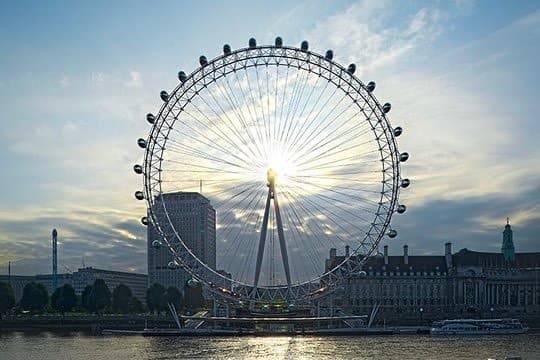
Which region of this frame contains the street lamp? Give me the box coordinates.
[419,307,424,322]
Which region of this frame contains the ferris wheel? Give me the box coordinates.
[133,37,410,304]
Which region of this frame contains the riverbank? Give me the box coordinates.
[2,314,540,333]
[0,315,177,333]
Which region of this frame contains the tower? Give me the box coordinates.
[501,218,515,262]
[52,228,58,290]
[147,192,216,289]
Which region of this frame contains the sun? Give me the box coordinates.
[261,150,299,186]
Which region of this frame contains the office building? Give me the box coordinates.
[147,192,216,289]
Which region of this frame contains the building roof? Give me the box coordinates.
[326,254,447,273]
[453,248,540,268]
[76,267,148,278]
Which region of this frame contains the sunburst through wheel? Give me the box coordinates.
[133,37,410,304]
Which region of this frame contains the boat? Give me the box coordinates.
[430,318,528,335]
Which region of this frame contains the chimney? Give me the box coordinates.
[345,245,350,257]
[445,242,452,268]
[330,248,336,259]
[403,244,409,265]
[384,245,389,265]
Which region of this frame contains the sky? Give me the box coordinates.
[0,0,539,276]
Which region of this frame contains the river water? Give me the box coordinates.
[1,332,539,359]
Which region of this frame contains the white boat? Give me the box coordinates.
[430,318,528,335]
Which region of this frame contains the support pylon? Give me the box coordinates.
[252,169,291,299]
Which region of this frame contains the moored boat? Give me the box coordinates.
[430,318,528,335]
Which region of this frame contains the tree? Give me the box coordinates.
[51,284,77,314]
[129,297,145,313]
[0,282,15,318]
[184,282,205,311]
[112,284,132,314]
[146,283,166,313]
[20,282,48,313]
[81,285,93,311]
[87,279,111,314]
[165,286,183,311]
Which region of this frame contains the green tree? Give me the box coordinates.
[81,285,93,311]
[87,279,111,314]
[184,281,205,311]
[146,283,166,313]
[165,286,183,311]
[20,282,48,313]
[0,282,16,318]
[51,284,77,314]
[129,297,145,313]
[112,284,132,314]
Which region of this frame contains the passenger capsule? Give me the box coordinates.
[177,71,187,83]
[325,50,333,60]
[249,38,257,48]
[223,44,231,55]
[347,63,356,74]
[199,56,208,67]
[366,81,376,93]
[275,37,283,47]
[388,229,398,238]
[137,138,147,148]
[167,261,178,270]
[146,113,155,124]
[393,126,403,137]
[134,191,144,200]
[187,278,200,287]
[133,164,143,174]
[399,152,409,162]
[141,216,149,226]
[401,178,411,188]
[358,270,367,276]
[160,90,169,102]
[382,102,392,113]
[397,205,407,214]
[300,40,309,51]
[151,240,161,249]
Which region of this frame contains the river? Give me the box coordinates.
[1,332,539,359]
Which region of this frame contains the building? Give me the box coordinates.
[325,221,540,319]
[148,192,216,289]
[0,274,73,302]
[1,269,147,304]
[71,267,148,303]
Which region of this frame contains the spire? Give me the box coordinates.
[501,218,515,262]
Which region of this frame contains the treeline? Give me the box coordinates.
[0,279,205,317]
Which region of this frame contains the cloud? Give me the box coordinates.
[0,1,538,281]
[0,206,146,276]
[125,71,143,88]
[389,184,540,255]
[304,1,445,74]
[59,74,70,88]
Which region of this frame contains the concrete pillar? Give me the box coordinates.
[384,245,389,265]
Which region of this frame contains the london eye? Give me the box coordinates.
[134,37,410,304]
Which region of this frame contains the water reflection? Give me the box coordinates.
[1,332,539,360]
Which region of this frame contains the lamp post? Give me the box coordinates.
[490,307,494,319]
[419,307,424,323]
